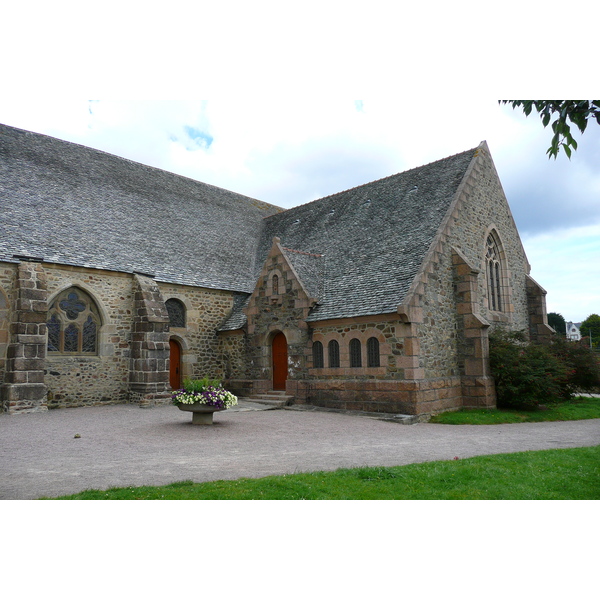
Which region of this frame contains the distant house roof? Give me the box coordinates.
[0,123,282,292]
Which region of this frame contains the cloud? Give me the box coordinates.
[523,223,600,321]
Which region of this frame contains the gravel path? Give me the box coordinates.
[1,403,599,499]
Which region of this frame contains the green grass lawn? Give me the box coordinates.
[50,445,600,500]
[429,395,600,425]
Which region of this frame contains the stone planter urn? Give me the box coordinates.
[177,403,226,425]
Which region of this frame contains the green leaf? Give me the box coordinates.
[542,111,551,127]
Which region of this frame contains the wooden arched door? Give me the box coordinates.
[272,332,288,391]
[169,339,182,390]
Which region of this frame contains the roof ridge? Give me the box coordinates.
[268,145,480,215]
[0,122,284,212]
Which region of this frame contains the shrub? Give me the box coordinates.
[181,377,221,393]
[489,331,568,409]
[549,336,600,394]
[489,331,600,409]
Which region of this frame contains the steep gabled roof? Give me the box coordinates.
[1,123,481,327]
[257,147,478,321]
[0,123,282,291]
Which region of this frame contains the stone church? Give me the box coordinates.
[0,123,553,417]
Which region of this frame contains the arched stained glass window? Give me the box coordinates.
[47,288,101,354]
[82,316,97,353]
[349,338,362,367]
[328,340,340,368]
[47,314,60,352]
[486,233,503,312]
[64,324,79,352]
[272,274,279,296]
[367,337,380,367]
[312,341,324,368]
[166,298,186,328]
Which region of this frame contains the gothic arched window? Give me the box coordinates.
[486,233,504,312]
[367,337,380,367]
[166,298,186,328]
[47,288,100,355]
[349,338,362,367]
[328,340,340,368]
[272,274,279,296]
[312,341,324,368]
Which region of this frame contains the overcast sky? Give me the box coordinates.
[1,98,598,322]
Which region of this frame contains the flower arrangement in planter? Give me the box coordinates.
[173,377,238,425]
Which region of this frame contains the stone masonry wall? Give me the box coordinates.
[448,146,530,335]
[43,266,134,408]
[2,262,48,413]
[396,146,532,389]
[157,282,234,382]
[242,240,314,386]
[11,264,235,409]
[129,274,170,398]
[0,264,15,386]
[219,331,248,380]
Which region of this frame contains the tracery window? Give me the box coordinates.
[47,289,100,354]
[312,341,324,368]
[367,337,380,367]
[349,338,362,367]
[328,340,340,368]
[166,298,186,328]
[486,233,503,312]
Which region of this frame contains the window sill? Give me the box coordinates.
[47,354,101,362]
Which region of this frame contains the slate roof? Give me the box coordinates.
[257,148,476,321]
[1,123,479,328]
[281,247,324,300]
[0,124,282,292]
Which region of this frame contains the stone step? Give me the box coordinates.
[245,392,295,407]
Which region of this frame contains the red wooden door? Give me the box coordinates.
[169,339,182,390]
[272,332,288,391]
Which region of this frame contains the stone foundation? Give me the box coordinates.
[268,377,464,416]
[230,374,493,416]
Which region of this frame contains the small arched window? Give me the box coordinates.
[47,288,100,355]
[367,337,380,367]
[486,233,503,312]
[166,298,186,328]
[328,340,340,368]
[272,274,279,296]
[312,341,324,368]
[349,338,362,367]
